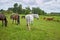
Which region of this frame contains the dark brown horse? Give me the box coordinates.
[0,13,7,26]
[10,13,20,25]
[21,16,25,19]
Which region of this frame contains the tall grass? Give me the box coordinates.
[0,14,60,40]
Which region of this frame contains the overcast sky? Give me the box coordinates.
[0,0,60,13]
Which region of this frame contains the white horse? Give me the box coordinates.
[25,14,39,30]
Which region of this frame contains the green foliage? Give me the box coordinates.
[7,3,46,15]
[25,7,31,14]
[17,4,22,14]
[50,12,60,16]
[6,10,13,14]
[32,7,40,14]
[7,3,23,14]
[14,3,18,8]
[8,8,13,11]
[13,3,18,13]
[0,3,47,15]
[0,9,5,14]
[1,3,60,15]
[32,7,46,15]
[2,3,60,15]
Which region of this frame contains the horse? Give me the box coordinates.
[25,14,39,30]
[43,17,54,21]
[21,16,25,19]
[0,13,7,26]
[46,17,54,21]
[10,13,20,25]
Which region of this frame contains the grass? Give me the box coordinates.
[0,14,60,40]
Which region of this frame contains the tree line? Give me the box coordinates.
[0,3,47,15]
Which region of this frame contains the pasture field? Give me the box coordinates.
[0,14,60,40]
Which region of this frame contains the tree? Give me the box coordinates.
[18,4,22,14]
[13,3,18,13]
[32,7,41,15]
[8,8,13,11]
[0,9,5,14]
[25,7,31,14]
[32,7,46,15]
[22,9,26,14]
[7,3,47,15]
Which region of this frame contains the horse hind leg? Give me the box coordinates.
[2,20,5,26]
[16,20,19,25]
[5,18,7,27]
[15,20,17,25]
[17,19,20,25]
[27,23,31,31]
[31,21,33,25]
[17,16,20,25]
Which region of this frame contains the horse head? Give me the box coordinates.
[33,14,39,20]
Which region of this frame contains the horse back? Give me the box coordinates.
[10,14,20,20]
[0,14,6,20]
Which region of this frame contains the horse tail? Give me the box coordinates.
[5,17,7,26]
[17,15,20,24]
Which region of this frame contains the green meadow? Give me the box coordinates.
[0,14,60,40]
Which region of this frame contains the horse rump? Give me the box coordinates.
[0,14,8,27]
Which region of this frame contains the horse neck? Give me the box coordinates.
[31,14,36,18]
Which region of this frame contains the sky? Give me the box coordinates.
[0,0,60,13]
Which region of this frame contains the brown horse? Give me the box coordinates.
[46,17,54,21]
[43,17,54,21]
[0,13,7,26]
[10,13,20,25]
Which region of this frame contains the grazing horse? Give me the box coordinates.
[46,17,54,21]
[25,14,39,30]
[21,16,25,19]
[10,13,20,25]
[43,17,54,21]
[0,14,7,26]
